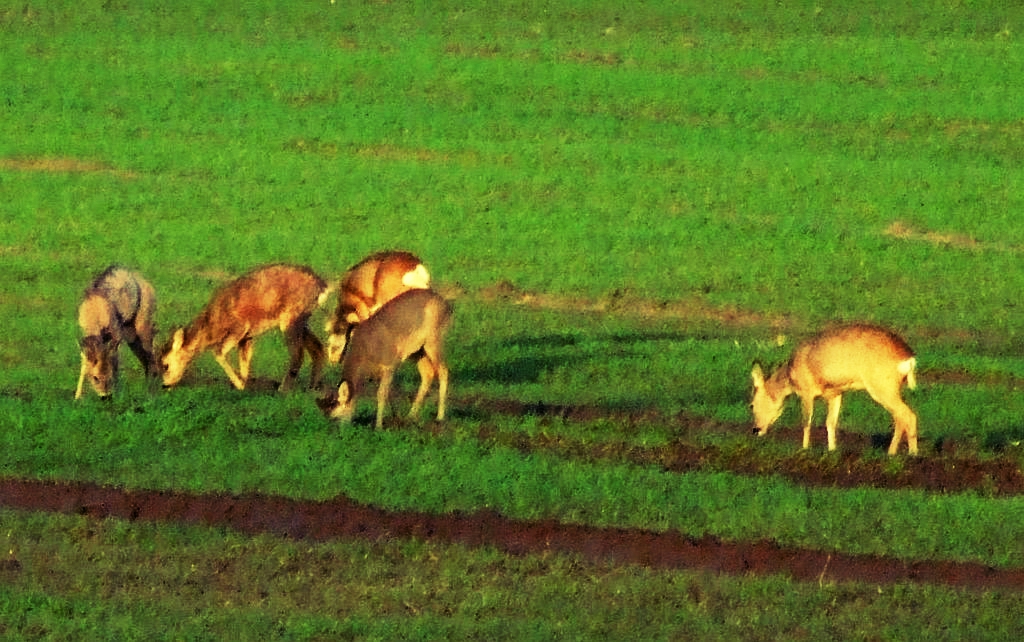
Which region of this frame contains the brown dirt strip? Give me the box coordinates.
[464,398,1024,496]
[0,156,137,179]
[2,477,1023,591]
[489,429,1024,496]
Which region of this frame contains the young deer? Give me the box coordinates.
[750,324,919,455]
[161,264,329,392]
[324,250,431,363]
[327,288,451,428]
[75,266,160,399]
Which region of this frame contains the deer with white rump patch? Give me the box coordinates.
[75,266,160,399]
[161,264,329,391]
[324,250,431,364]
[750,324,919,455]
[327,288,451,428]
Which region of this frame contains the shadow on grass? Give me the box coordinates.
[460,330,694,387]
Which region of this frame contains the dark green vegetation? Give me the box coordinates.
[5,506,1024,641]
[3,0,1024,638]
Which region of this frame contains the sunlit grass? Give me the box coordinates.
[3,0,1024,637]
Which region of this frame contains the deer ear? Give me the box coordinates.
[337,381,351,403]
[751,363,766,388]
[171,328,185,351]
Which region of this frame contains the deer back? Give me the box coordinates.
[193,264,328,346]
[789,324,915,396]
[341,288,451,389]
[326,251,430,362]
[77,266,156,397]
[336,251,429,324]
[161,265,327,385]
[79,267,152,336]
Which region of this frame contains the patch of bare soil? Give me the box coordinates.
[463,397,1024,496]
[467,280,1024,357]
[2,477,1023,590]
[0,156,137,179]
[883,220,1022,254]
[475,280,789,328]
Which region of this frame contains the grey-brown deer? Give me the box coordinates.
[161,264,329,391]
[326,288,451,428]
[75,266,160,399]
[324,250,430,363]
[750,324,919,455]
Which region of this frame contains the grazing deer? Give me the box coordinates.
[75,266,160,399]
[161,264,330,392]
[324,250,431,363]
[750,324,919,455]
[327,288,451,428]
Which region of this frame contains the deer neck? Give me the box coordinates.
[767,362,795,401]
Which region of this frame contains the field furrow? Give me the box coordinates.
[463,396,1024,496]
[4,476,1024,592]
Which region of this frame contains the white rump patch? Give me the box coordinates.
[898,357,917,389]
[402,264,431,290]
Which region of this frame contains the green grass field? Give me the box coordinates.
[3,0,1024,638]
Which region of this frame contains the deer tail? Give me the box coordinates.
[402,264,431,290]
[899,357,917,390]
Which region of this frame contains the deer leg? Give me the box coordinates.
[824,394,843,451]
[867,384,918,456]
[409,356,436,420]
[376,367,395,429]
[75,354,87,400]
[237,338,254,385]
[133,280,160,377]
[302,326,325,389]
[885,400,918,456]
[888,423,904,456]
[213,343,247,390]
[435,362,449,422]
[280,321,310,392]
[800,395,816,449]
[125,330,157,379]
[904,405,919,455]
[126,335,160,392]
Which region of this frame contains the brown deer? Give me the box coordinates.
[750,324,919,455]
[326,288,451,428]
[161,264,330,392]
[324,250,431,363]
[75,266,160,399]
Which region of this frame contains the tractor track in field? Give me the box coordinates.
[2,476,1024,591]
[459,396,1024,497]
[4,396,1024,592]
[6,369,1024,591]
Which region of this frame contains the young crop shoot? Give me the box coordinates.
[161,264,329,392]
[75,266,161,399]
[325,288,451,428]
[750,324,919,455]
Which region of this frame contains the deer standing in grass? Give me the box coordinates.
[324,250,431,364]
[161,264,329,392]
[75,266,160,399]
[327,288,451,428]
[750,324,919,455]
